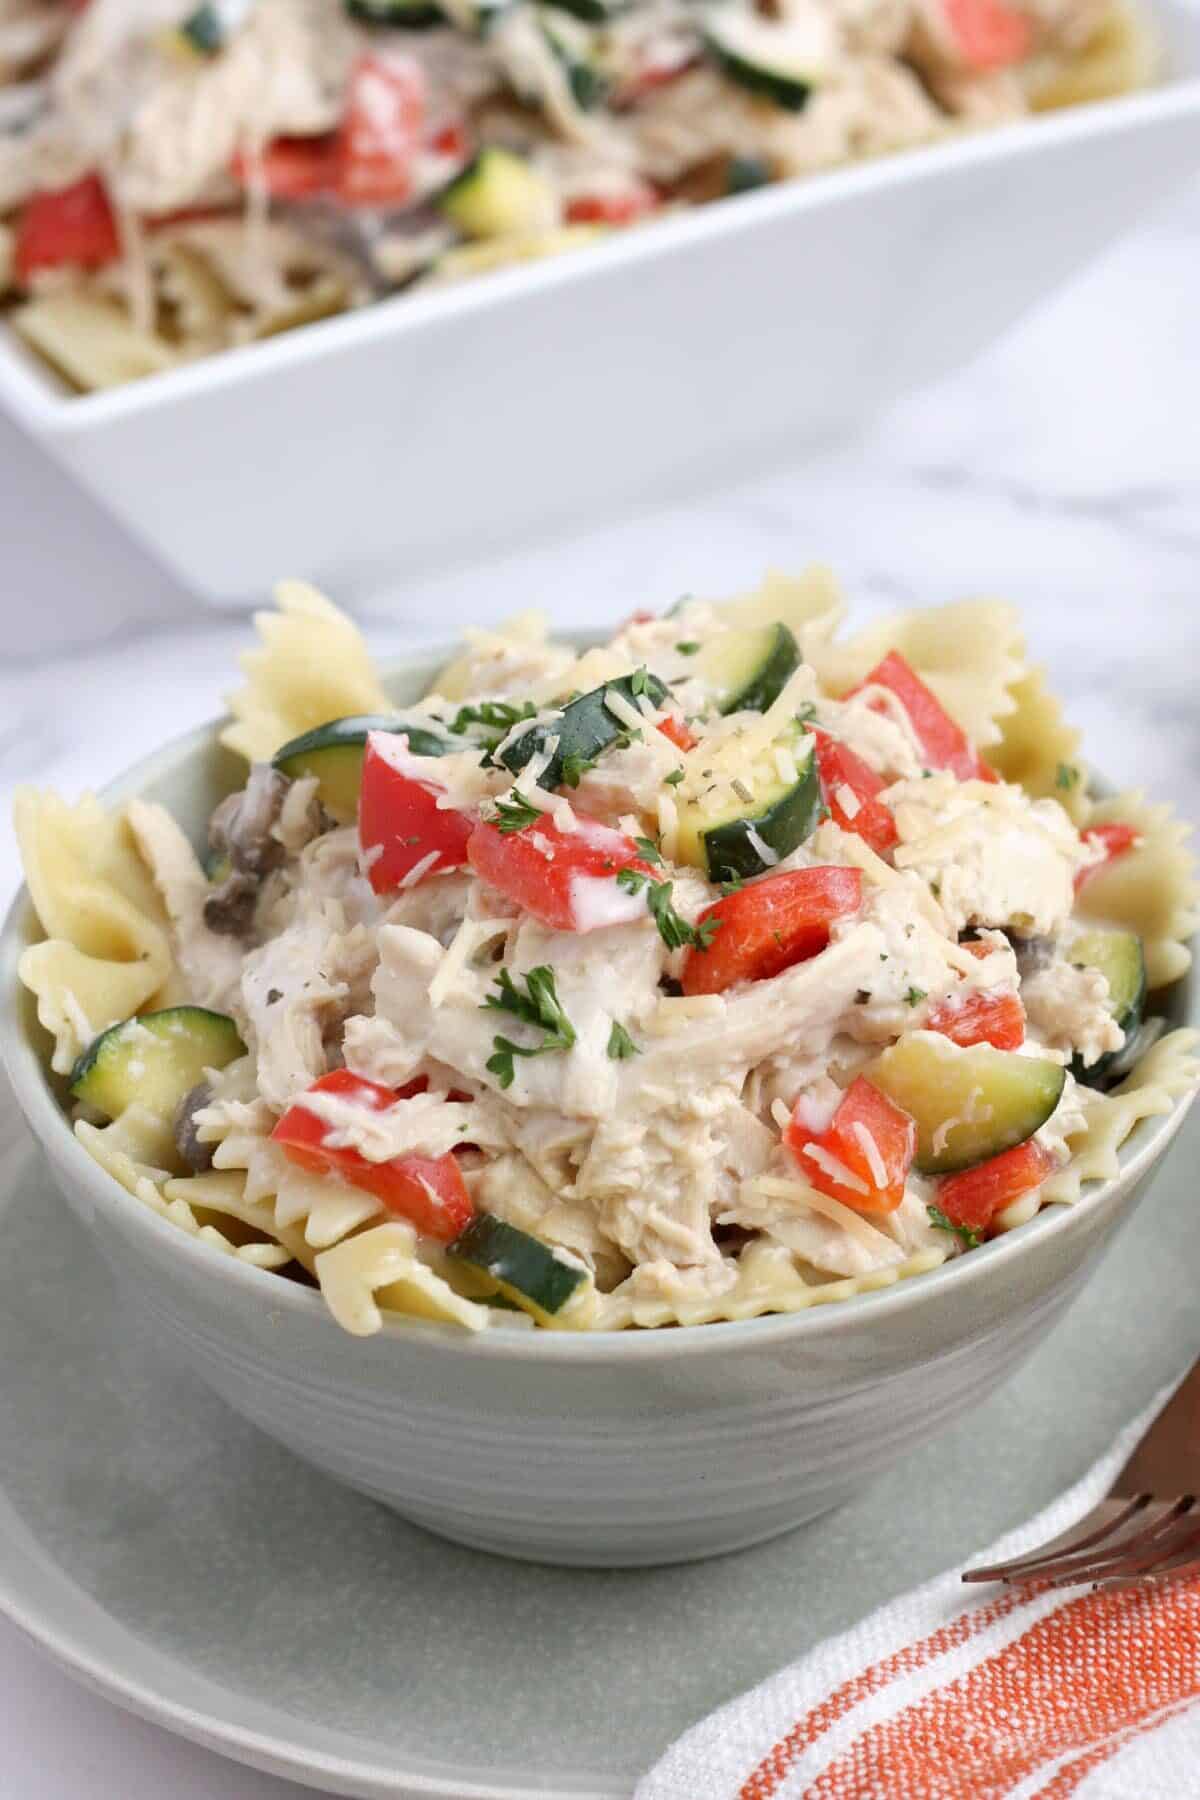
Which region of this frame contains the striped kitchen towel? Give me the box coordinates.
[636,1388,1200,1800]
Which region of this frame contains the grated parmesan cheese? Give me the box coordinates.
[800,1142,870,1196]
[770,1097,792,1131]
[427,916,511,1008]
[398,850,442,890]
[835,782,861,821]
[749,1175,893,1252]
[850,1121,887,1190]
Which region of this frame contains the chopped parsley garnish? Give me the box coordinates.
[606,1020,640,1060]
[560,752,596,789]
[492,791,544,834]
[663,768,685,787]
[483,967,576,1089]
[629,667,651,698]
[720,877,745,896]
[616,869,722,952]
[794,702,818,725]
[904,986,927,1006]
[1056,762,1079,790]
[634,836,663,865]
[449,699,537,749]
[927,1204,983,1250]
[675,641,701,656]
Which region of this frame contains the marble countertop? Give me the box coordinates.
[0,172,1197,1800]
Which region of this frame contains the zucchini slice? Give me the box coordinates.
[449,1214,587,1324]
[1068,928,1146,1088]
[70,1008,245,1123]
[345,0,445,25]
[439,149,558,241]
[867,1035,1065,1176]
[675,730,821,883]
[272,714,454,824]
[703,5,834,111]
[691,622,800,715]
[542,0,626,18]
[498,670,669,790]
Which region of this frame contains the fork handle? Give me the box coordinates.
[1112,1355,1200,1498]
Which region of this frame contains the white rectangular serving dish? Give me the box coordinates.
[3,2,1200,611]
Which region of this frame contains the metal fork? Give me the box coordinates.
[963,1357,1200,1591]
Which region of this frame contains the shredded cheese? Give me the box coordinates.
[604,689,649,735]
[800,1142,870,1196]
[835,782,861,821]
[770,1097,792,1131]
[427,916,510,1009]
[850,1121,887,1190]
[398,850,442,889]
[749,1175,893,1253]
[656,789,679,864]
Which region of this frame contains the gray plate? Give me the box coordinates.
[0,1086,1196,1800]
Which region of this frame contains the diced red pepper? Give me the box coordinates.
[785,1076,916,1215]
[942,0,1033,71]
[928,987,1025,1051]
[851,651,997,784]
[936,1138,1055,1235]
[680,867,862,996]
[336,53,426,206]
[14,174,120,282]
[565,181,658,226]
[428,120,469,161]
[811,728,898,855]
[657,714,698,752]
[271,1068,474,1241]
[467,811,656,933]
[232,135,339,200]
[359,733,474,895]
[614,47,698,105]
[233,55,427,207]
[1076,822,1140,890]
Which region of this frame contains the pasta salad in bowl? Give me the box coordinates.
[3,570,1196,1562]
[0,0,1161,391]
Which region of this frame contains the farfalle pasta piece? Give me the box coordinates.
[1076,790,1197,989]
[11,291,176,393]
[15,788,175,1072]
[988,667,1089,823]
[315,1224,493,1336]
[810,599,1026,751]
[1038,1030,1200,1206]
[713,565,847,658]
[75,1109,292,1270]
[221,582,391,764]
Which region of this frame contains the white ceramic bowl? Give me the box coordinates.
[3,8,1200,611]
[2,647,1197,1567]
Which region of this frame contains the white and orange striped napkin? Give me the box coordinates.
[637,1386,1200,1800]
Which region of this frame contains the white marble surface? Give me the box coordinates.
[0,172,1198,1799]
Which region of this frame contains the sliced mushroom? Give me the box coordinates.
[209,762,293,879]
[173,1080,215,1173]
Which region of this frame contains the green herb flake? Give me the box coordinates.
[1056,762,1079,791]
[606,1020,640,1061]
[663,768,685,787]
[634,836,663,865]
[483,966,576,1088]
[629,667,650,698]
[720,877,745,896]
[493,791,544,834]
[615,869,721,952]
[674,641,701,657]
[794,702,818,726]
[904,986,927,1007]
[927,1204,983,1251]
[560,752,596,789]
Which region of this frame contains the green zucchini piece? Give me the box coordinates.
[675,730,821,883]
[272,714,454,824]
[539,17,609,110]
[345,0,445,25]
[449,1214,586,1324]
[542,0,626,18]
[498,670,670,791]
[867,1035,1066,1176]
[178,2,225,53]
[439,149,558,241]
[691,622,800,715]
[704,5,833,111]
[70,1007,245,1123]
[1068,928,1146,1088]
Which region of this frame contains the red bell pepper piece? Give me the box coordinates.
[851,651,996,784]
[927,987,1025,1051]
[936,1138,1055,1235]
[785,1076,916,1214]
[359,733,474,895]
[657,714,697,752]
[942,0,1033,70]
[336,53,426,206]
[1076,822,1140,890]
[680,867,862,996]
[14,174,120,282]
[467,811,656,933]
[232,135,339,200]
[811,728,898,854]
[271,1068,474,1241]
[565,180,658,226]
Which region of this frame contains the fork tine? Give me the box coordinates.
[963,1495,1149,1585]
[1042,1499,1198,1588]
[1098,1525,1200,1590]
